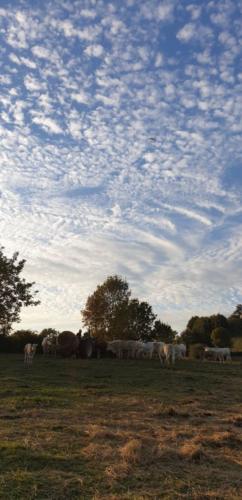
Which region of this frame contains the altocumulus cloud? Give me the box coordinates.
[0,0,242,332]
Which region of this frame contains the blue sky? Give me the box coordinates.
[0,0,242,333]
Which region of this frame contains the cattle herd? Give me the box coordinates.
[23,333,232,366]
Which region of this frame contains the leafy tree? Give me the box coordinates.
[39,328,59,339]
[82,275,131,341]
[189,316,212,345]
[0,247,40,333]
[227,317,242,338]
[11,329,39,352]
[187,316,199,330]
[152,320,175,343]
[210,314,228,330]
[179,328,198,345]
[125,299,156,341]
[82,276,156,341]
[229,304,242,319]
[211,327,231,347]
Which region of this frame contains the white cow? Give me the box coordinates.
[24,343,38,365]
[204,347,231,362]
[42,336,50,355]
[107,340,143,359]
[41,335,58,356]
[158,343,176,365]
[219,347,231,361]
[174,343,187,359]
[136,342,155,359]
[136,341,165,360]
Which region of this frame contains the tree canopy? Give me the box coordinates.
[82,275,131,341]
[82,275,172,342]
[0,247,40,334]
[181,313,233,346]
[211,327,231,347]
[39,328,59,339]
[152,320,176,343]
[229,304,242,319]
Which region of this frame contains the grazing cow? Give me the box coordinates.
[136,342,155,359]
[204,347,231,362]
[106,340,142,359]
[24,343,38,365]
[106,340,124,359]
[159,343,176,365]
[174,343,187,359]
[219,347,231,361]
[125,340,143,359]
[135,341,165,360]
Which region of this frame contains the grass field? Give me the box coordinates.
[0,355,241,500]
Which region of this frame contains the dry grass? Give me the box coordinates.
[119,438,143,464]
[0,355,241,499]
[193,429,242,450]
[179,442,208,462]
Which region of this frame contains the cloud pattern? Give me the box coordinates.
[0,0,242,332]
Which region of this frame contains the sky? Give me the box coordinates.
[0,0,242,334]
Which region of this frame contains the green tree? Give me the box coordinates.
[125,299,156,341]
[190,316,212,345]
[227,317,242,338]
[39,328,59,339]
[210,314,228,330]
[82,275,131,341]
[211,327,231,347]
[82,276,156,341]
[180,328,198,345]
[0,247,40,333]
[152,320,175,343]
[229,304,242,319]
[11,329,39,352]
[187,316,199,330]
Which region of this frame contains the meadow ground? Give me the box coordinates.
[0,355,241,500]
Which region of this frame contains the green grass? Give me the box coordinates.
[0,354,242,499]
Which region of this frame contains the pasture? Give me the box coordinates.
[0,355,241,499]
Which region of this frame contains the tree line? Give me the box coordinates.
[0,247,242,351]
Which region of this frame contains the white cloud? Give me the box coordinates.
[31,45,51,59]
[162,203,212,226]
[177,23,196,42]
[80,9,97,19]
[155,53,163,67]
[85,44,104,57]
[71,91,90,105]
[24,75,43,92]
[68,121,83,140]
[156,3,174,21]
[32,115,63,134]
[0,0,241,333]
[9,53,21,65]
[186,5,202,20]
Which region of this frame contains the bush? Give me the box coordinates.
[211,327,231,347]
[189,344,205,360]
[10,330,40,353]
[231,337,242,351]
[0,330,40,353]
